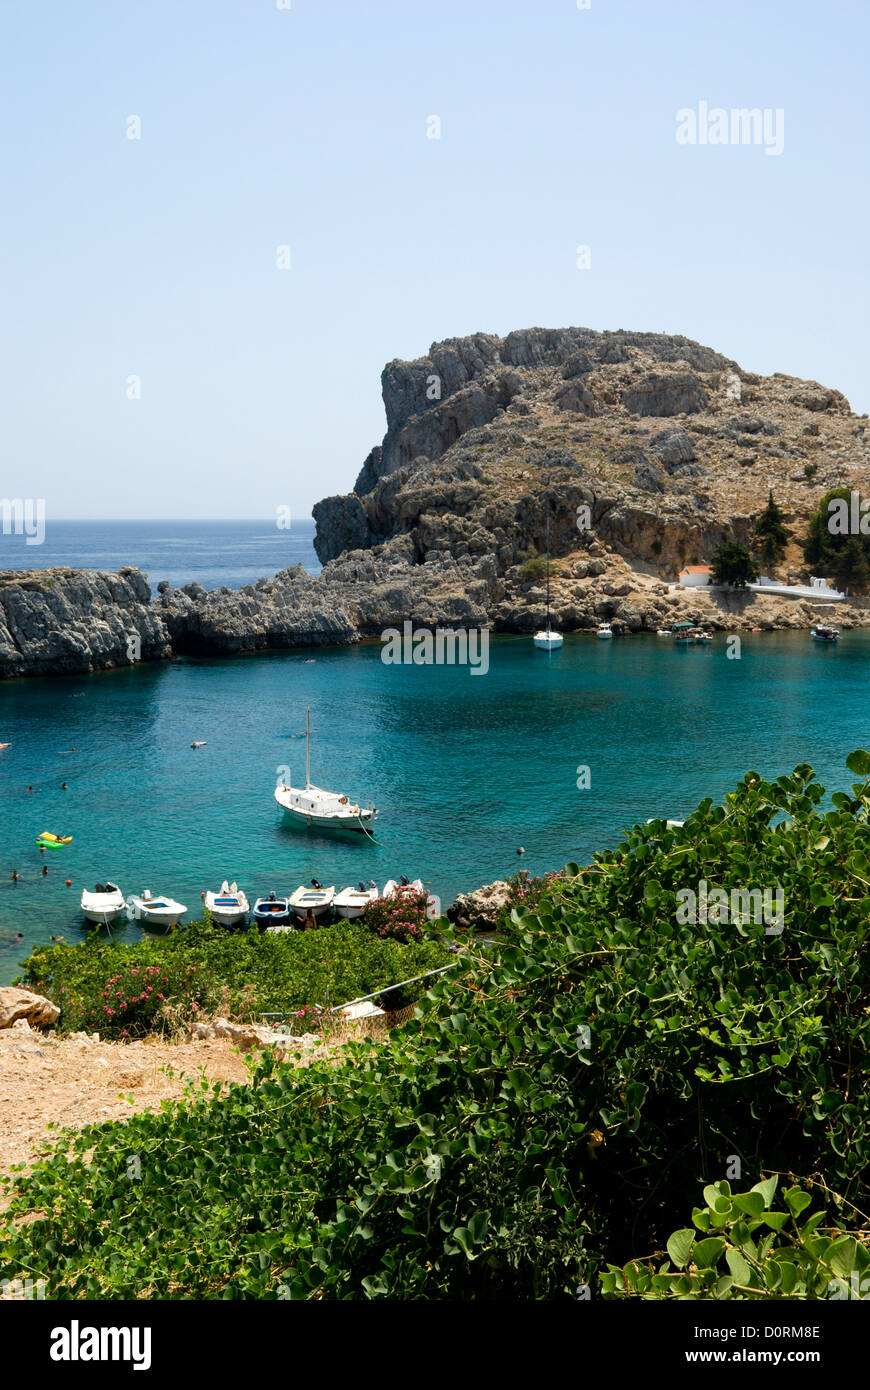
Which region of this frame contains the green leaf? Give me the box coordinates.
[752,1176,778,1207]
[784,1187,812,1219]
[666,1228,696,1269]
[828,1237,858,1280]
[846,749,870,777]
[725,1248,753,1285]
[692,1237,726,1269]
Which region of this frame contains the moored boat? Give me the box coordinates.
[334,882,379,919]
[128,890,187,930]
[274,708,377,832]
[811,625,839,643]
[533,512,563,649]
[81,881,126,924]
[597,622,613,640]
[289,881,335,922]
[253,892,291,925]
[205,881,250,926]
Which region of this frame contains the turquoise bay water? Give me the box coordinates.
[0,631,866,983]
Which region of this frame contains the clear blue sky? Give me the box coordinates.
[2,0,867,520]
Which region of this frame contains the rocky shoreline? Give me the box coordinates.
[3,326,870,680]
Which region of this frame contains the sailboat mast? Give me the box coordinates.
[305,707,311,789]
[545,512,551,628]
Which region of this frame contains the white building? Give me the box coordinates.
[678,565,712,588]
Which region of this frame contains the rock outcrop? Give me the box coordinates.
[0,567,170,679]
[446,880,512,933]
[0,987,60,1030]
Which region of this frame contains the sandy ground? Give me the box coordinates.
[0,1025,255,1177]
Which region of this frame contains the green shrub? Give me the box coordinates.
[601,1177,870,1299]
[517,549,548,581]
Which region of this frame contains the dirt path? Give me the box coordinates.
[0,1024,256,1176]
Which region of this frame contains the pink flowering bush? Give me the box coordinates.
[31,959,212,1039]
[360,889,430,944]
[502,869,566,922]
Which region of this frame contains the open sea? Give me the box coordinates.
[0,518,321,591]
[1,562,868,983]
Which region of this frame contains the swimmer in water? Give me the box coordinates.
[14,932,23,940]
[10,870,19,881]
[61,782,68,790]
[41,865,48,876]
[27,785,33,792]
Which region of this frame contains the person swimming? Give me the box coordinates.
[41,865,48,876]
[61,782,68,790]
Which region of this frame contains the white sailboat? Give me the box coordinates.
[274,708,378,832]
[533,512,563,649]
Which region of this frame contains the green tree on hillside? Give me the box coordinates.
[754,490,789,567]
[711,539,758,589]
[804,487,870,594]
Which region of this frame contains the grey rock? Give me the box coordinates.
[622,373,708,418]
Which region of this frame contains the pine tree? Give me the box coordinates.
[755,491,789,567]
[711,539,758,589]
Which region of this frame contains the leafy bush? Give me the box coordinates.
[54,958,211,1039]
[711,538,758,587]
[517,549,548,581]
[4,755,870,1298]
[602,1177,870,1300]
[18,918,451,1040]
[804,486,870,594]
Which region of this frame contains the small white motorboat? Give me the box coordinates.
[253,893,291,926]
[382,877,439,919]
[81,881,126,925]
[811,625,839,643]
[289,880,335,922]
[597,622,613,640]
[334,882,379,919]
[128,890,187,930]
[396,877,425,894]
[205,881,250,926]
[274,708,378,832]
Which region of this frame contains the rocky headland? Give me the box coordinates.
[3,326,870,679]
